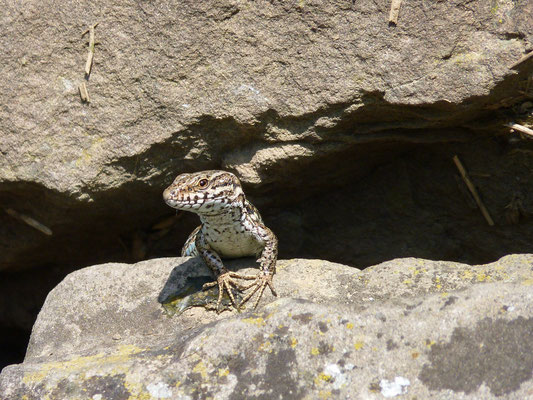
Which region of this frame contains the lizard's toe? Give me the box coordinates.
[239,273,276,309]
[203,272,249,312]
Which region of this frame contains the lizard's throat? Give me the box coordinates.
[199,206,244,226]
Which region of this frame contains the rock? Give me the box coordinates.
[1,0,532,272]
[1,255,533,399]
[2,0,533,384]
[4,0,533,360]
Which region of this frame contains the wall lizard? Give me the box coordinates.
[163,170,278,312]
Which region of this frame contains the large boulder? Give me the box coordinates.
[1,0,532,272]
[2,0,533,380]
[1,254,533,399]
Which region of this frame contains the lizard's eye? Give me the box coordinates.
[198,179,208,187]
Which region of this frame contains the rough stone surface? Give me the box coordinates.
[1,255,533,399]
[2,0,533,380]
[1,0,533,272]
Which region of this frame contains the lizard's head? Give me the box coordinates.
[163,170,244,214]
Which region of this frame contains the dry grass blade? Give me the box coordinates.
[5,208,53,235]
[389,0,402,25]
[507,122,533,138]
[84,24,98,77]
[79,81,90,102]
[510,51,533,69]
[453,156,495,226]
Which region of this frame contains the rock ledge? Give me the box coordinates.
[1,255,533,399]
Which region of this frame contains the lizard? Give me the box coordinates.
[163,170,278,312]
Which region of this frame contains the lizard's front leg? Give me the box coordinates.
[195,231,248,313]
[240,227,278,309]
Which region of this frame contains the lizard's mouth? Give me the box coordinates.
[163,190,203,210]
[164,197,178,208]
[162,188,180,208]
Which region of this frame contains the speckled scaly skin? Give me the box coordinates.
[163,170,278,311]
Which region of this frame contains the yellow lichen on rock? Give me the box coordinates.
[22,345,144,385]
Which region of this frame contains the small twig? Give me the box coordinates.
[81,22,99,37]
[517,90,533,99]
[78,23,98,103]
[388,0,402,25]
[84,23,98,78]
[85,47,94,78]
[79,81,90,103]
[507,122,533,138]
[453,155,494,226]
[525,75,532,94]
[510,51,533,70]
[4,208,53,235]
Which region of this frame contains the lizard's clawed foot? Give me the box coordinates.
[239,273,277,310]
[202,271,249,313]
